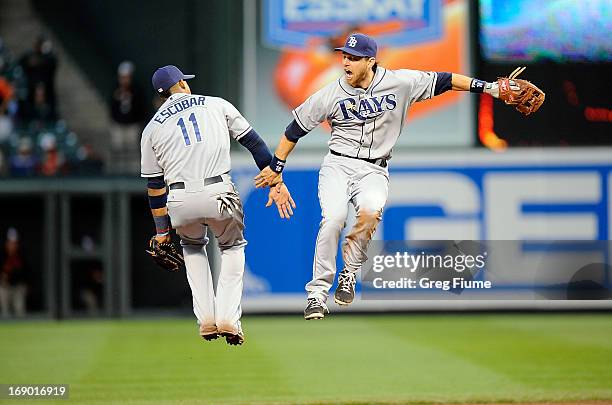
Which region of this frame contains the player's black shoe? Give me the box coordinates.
[334,270,356,305]
[201,333,219,341]
[221,331,245,346]
[304,297,329,320]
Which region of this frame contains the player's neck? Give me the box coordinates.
[355,70,375,90]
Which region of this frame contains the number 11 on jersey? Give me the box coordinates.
[177,112,202,146]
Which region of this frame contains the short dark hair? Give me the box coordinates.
[159,89,172,99]
[372,62,378,72]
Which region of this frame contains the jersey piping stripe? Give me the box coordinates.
[368,117,376,159]
[356,121,365,157]
[338,78,356,96]
[292,110,309,132]
[362,68,380,95]
[428,72,437,99]
[234,126,253,141]
[141,171,164,177]
[369,68,387,96]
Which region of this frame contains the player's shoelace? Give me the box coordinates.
[338,272,356,293]
[306,298,323,309]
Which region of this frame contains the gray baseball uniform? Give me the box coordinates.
[292,67,439,301]
[141,93,250,336]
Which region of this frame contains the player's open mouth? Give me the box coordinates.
[345,69,353,80]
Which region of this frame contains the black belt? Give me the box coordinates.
[169,175,224,190]
[330,149,388,168]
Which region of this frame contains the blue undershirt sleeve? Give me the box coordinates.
[237,129,274,170]
[284,119,308,143]
[434,72,452,95]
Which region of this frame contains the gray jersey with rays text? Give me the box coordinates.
[292,67,439,160]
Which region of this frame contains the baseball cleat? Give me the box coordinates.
[201,332,219,341]
[334,270,356,305]
[199,324,218,341]
[220,331,245,346]
[304,297,329,320]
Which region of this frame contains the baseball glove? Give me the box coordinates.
[145,236,184,272]
[497,66,545,116]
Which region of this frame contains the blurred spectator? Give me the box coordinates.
[19,35,58,122]
[0,70,14,115]
[9,137,37,177]
[38,133,66,176]
[25,82,57,129]
[80,265,103,315]
[73,143,104,175]
[109,61,144,174]
[0,228,28,318]
[76,245,103,315]
[0,57,15,142]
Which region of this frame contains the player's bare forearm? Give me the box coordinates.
[274,134,297,160]
[149,205,168,219]
[254,134,297,188]
[451,73,473,91]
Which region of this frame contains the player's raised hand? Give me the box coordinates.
[266,183,296,219]
[254,167,280,188]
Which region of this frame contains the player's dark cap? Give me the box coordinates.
[151,65,195,93]
[334,33,377,58]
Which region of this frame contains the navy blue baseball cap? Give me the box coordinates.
[334,33,377,58]
[151,65,195,93]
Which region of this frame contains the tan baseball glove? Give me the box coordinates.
[497,67,545,116]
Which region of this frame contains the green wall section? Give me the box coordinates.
[32,0,244,116]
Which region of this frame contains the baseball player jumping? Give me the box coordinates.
[255,33,544,320]
[142,65,295,344]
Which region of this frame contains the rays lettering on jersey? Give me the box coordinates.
[154,96,206,124]
[338,94,397,121]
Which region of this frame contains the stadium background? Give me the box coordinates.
[0,0,611,403]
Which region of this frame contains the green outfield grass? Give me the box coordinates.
[1,314,611,405]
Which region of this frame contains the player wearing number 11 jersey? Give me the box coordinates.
[141,65,295,345]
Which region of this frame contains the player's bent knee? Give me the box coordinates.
[347,209,381,239]
[358,199,386,215]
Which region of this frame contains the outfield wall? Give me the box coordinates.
[230,148,612,312]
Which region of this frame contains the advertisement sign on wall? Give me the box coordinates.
[230,150,612,304]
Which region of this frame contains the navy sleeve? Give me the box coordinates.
[147,176,167,209]
[434,72,452,95]
[237,129,273,170]
[284,119,308,143]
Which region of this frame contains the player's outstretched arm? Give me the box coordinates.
[266,182,297,219]
[448,69,544,115]
[254,134,297,188]
[450,73,473,91]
